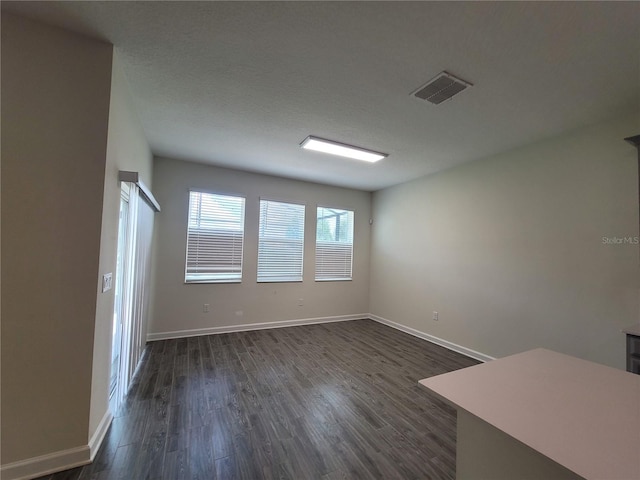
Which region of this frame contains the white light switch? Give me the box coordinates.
[102,273,113,293]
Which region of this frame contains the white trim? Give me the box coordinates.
[368,314,495,363]
[118,171,160,212]
[0,446,90,480]
[88,410,113,461]
[147,313,494,363]
[147,314,366,342]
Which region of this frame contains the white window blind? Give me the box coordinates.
[315,206,354,281]
[258,200,305,282]
[185,191,245,283]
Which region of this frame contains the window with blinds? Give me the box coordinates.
[257,200,305,282]
[185,191,245,283]
[315,206,354,281]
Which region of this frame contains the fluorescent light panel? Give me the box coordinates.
[300,136,387,163]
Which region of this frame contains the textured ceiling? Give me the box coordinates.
[3,1,639,191]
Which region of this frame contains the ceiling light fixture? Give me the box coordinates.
[300,136,388,163]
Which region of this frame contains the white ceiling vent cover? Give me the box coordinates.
[412,71,473,105]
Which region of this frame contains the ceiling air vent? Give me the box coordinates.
[412,71,472,105]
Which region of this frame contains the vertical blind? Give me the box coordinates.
[258,199,305,282]
[315,206,354,280]
[113,178,159,415]
[185,191,245,283]
[126,189,155,388]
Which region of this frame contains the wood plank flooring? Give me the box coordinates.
[38,319,478,480]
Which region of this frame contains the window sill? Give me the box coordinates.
[257,278,303,283]
[184,279,242,284]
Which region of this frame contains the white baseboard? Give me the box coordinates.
[0,410,112,479]
[147,313,494,363]
[368,314,495,363]
[88,410,113,461]
[0,446,90,480]
[147,313,367,342]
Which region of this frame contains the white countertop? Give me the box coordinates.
[419,348,640,480]
[624,324,640,336]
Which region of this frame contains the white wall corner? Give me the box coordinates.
[0,446,91,480]
[88,410,113,461]
[147,314,368,341]
[368,314,495,363]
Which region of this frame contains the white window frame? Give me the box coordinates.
[257,198,306,283]
[184,190,245,284]
[315,205,354,281]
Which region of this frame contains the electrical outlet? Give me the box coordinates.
[203,304,210,313]
[433,311,439,321]
[298,298,304,306]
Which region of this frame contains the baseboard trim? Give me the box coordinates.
[368,314,495,363]
[147,313,367,342]
[1,411,112,479]
[88,410,113,461]
[147,313,494,362]
[0,445,90,480]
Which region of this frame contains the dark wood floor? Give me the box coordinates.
[39,319,478,480]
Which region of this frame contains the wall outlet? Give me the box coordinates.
[298,298,304,306]
[235,310,243,317]
[102,273,113,293]
[433,311,439,321]
[203,304,210,313]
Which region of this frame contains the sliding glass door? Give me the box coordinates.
[110,180,157,414]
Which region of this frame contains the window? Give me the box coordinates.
[315,206,354,281]
[257,200,305,282]
[185,191,245,283]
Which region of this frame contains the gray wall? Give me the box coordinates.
[149,157,371,336]
[370,113,639,369]
[1,14,113,464]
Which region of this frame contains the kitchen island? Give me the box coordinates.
[419,348,640,480]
